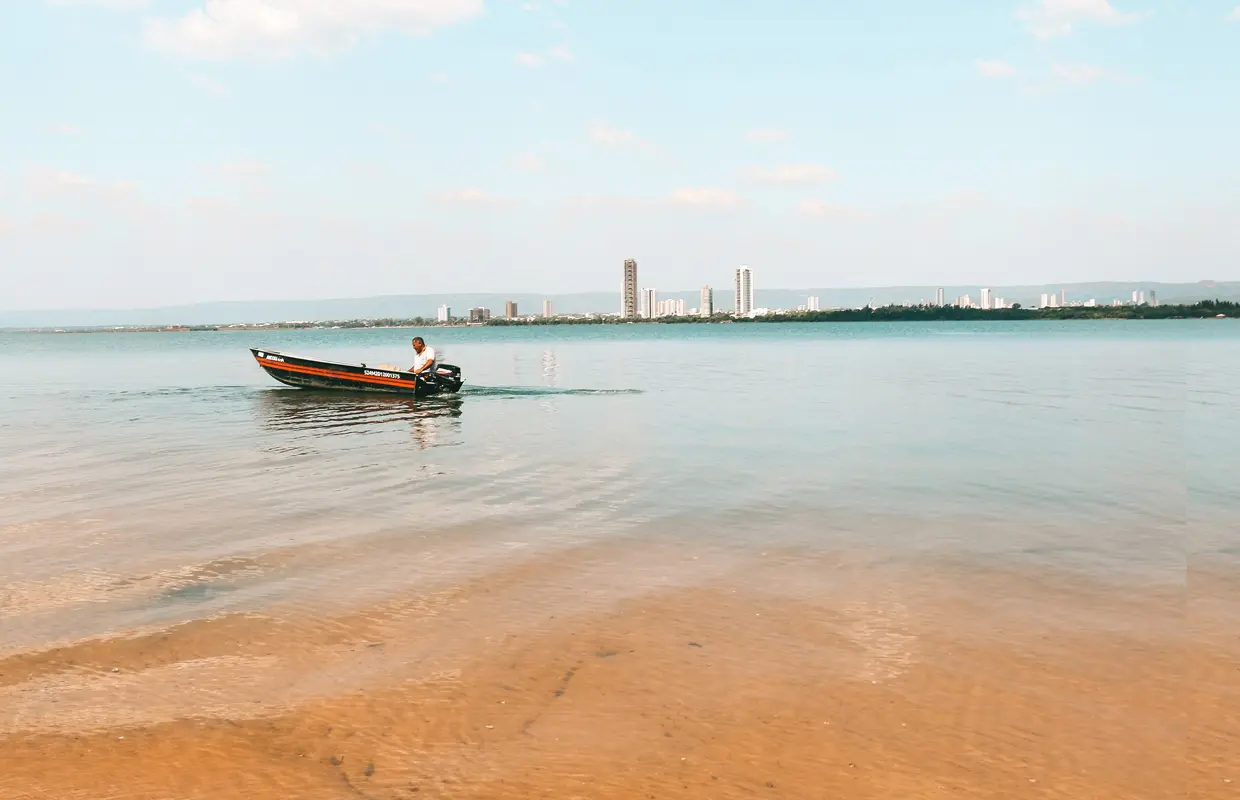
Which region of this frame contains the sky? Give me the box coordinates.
[1,0,1237,310]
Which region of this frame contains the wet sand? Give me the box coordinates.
[1,543,1233,799]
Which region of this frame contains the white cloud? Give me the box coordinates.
[46,0,151,8]
[1016,0,1145,39]
[1228,6,1240,20]
[742,164,836,185]
[190,74,231,96]
[515,153,546,172]
[589,122,649,148]
[218,161,270,177]
[371,123,404,140]
[520,1,540,9]
[516,45,573,67]
[26,168,142,208]
[144,0,483,60]
[667,188,742,209]
[46,123,82,136]
[1046,62,1138,87]
[745,128,789,142]
[1050,62,1108,84]
[30,169,93,191]
[429,71,451,84]
[976,59,1017,78]
[800,200,862,219]
[438,188,514,206]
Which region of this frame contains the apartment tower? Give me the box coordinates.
[734,266,754,316]
[622,259,639,318]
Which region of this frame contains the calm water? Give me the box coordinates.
[2,321,1237,652]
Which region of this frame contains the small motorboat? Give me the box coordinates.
[250,348,463,396]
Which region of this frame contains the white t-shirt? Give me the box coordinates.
[412,346,436,372]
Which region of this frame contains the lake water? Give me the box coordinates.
[3,320,1238,798]
[3,320,1235,654]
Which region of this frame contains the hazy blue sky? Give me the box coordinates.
[1,0,1236,309]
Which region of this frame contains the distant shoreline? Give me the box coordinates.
[8,301,1234,334]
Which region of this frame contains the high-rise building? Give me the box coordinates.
[734,266,754,316]
[936,288,945,307]
[1132,289,1145,305]
[642,288,656,319]
[468,307,490,324]
[1149,291,1157,307]
[994,297,1006,309]
[505,301,518,319]
[622,259,638,318]
[957,294,973,308]
[1039,293,1050,309]
[436,304,451,323]
[700,286,714,317]
[807,296,821,311]
[1048,294,1060,308]
[980,288,992,310]
[1061,289,1067,306]
[543,299,553,318]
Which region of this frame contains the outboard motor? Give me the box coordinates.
[425,363,464,393]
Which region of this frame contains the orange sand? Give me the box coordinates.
[1,545,1233,799]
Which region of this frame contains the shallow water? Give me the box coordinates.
[2,320,1237,651]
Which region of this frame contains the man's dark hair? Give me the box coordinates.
[412,337,425,346]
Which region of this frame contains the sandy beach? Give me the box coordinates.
[2,541,1226,799]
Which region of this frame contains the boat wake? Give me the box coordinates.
[461,386,642,398]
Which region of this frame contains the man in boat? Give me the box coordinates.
[409,337,436,375]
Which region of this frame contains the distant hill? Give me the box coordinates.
[3,281,1237,329]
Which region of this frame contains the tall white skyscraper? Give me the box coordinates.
[734,266,754,316]
[936,288,945,307]
[700,286,714,317]
[642,287,656,319]
[622,259,638,318]
[1133,290,1146,305]
[807,296,820,311]
[542,299,553,318]
[980,288,992,310]
[436,304,450,323]
[1039,293,1050,309]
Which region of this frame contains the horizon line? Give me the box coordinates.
[2,279,1229,316]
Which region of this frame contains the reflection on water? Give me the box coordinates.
[256,389,463,450]
[541,349,558,385]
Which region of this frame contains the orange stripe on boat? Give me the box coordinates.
[253,356,414,388]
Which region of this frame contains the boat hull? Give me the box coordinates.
[250,349,462,396]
